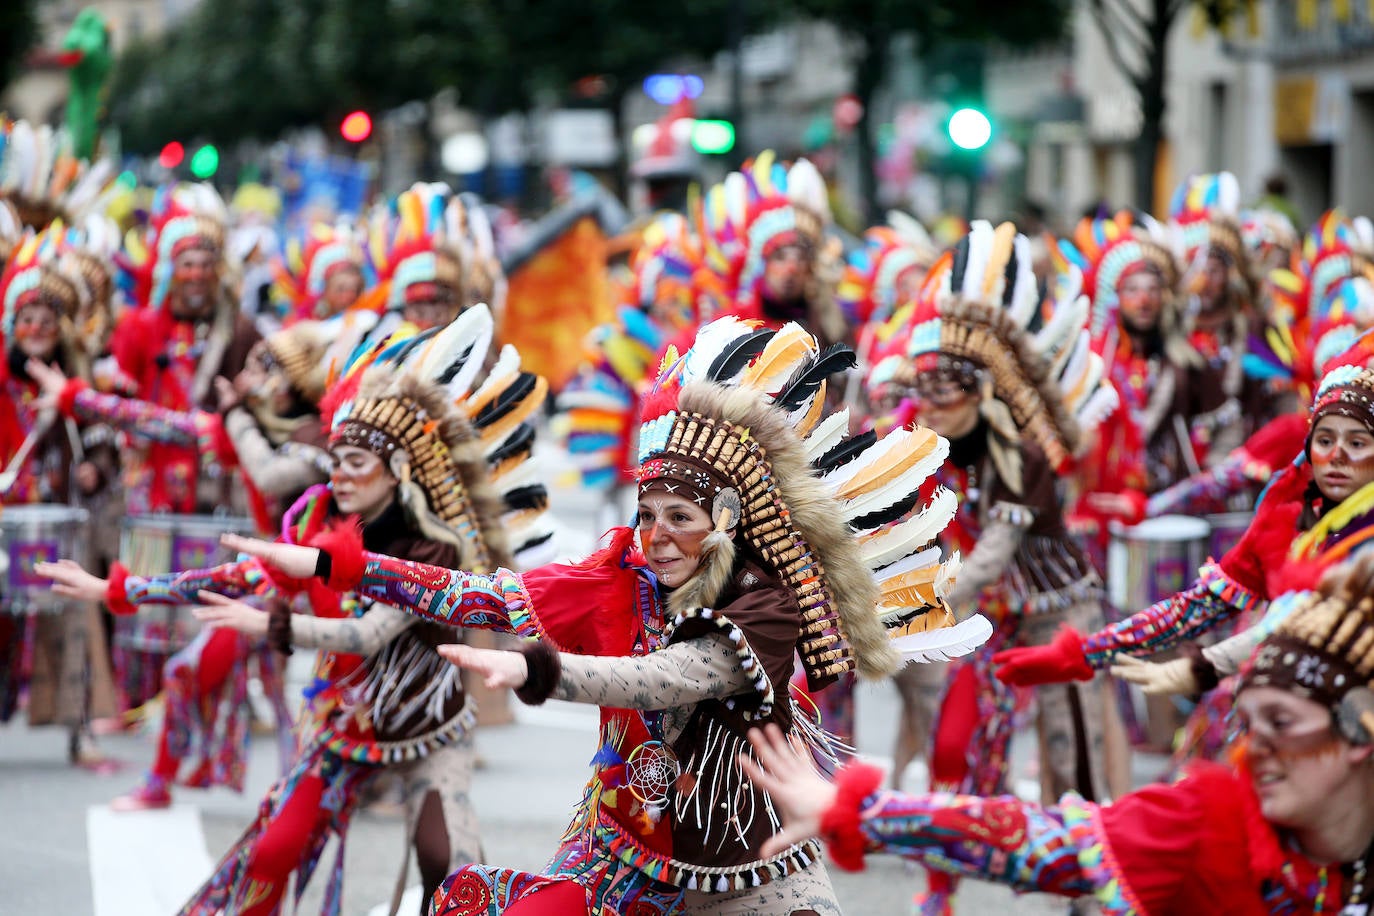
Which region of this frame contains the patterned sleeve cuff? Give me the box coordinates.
[105,562,139,616]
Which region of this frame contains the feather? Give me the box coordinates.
[982,221,1017,302]
[773,343,856,412]
[474,372,545,432]
[1034,292,1088,363]
[467,345,521,411]
[814,430,876,474]
[873,544,943,584]
[858,487,958,567]
[802,409,851,465]
[740,322,817,392]
[487,421,537,466]
[786,158,831,223]
[705,327,775,383]
[890,614,993,664]
[1008,233,1039,325]
[849,487,924,531]
[842,445,948,525]
[682,317,763,384]
[413,303,493,383]
[936,553,962,600]
[824,426,946,501]
[503,484,549,513]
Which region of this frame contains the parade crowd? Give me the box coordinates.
[6,117,1374,916]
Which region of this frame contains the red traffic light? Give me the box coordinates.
[158,141,185,169]
[341,111,373,143]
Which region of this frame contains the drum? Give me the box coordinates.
[113,513,257,654]
[1106,515,1211,612]
[0,505,89,612]
[1204,511,1253,564]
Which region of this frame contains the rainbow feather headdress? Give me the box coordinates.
[868,221,1119,473]
[1248,211,1374,403]
[0,224,81,342]
[275,222,368,322]
[694,150,832,314]
[840,211,938,327]
[321,304,553,572]
[119,182,228,311]
[1061,210,1181,343]
[637,316,989,690]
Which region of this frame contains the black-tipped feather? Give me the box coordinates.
[1001,245,1019,306]
[773,343,856,412]
[850,487,923,530]
[437,344,478,384]
[503,484,549,512]
[814,430,876,473]
[949,235,970,293]
[487,423,535,464]
[706,328,775,382]
[473,372,538,428]
[514,530,555,551]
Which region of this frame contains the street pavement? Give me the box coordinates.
[0,448,1169,915]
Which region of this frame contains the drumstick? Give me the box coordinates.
[1171,414,1202,478]
[0,408,58,495]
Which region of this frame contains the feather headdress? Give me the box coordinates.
[0,225,81,341]
[119,182,229,311]
[322,304,552,571]
[867,221,1119,473]
[637,317,985,690]
[274,222,368,322]
[839,213,939,327]
[1169,171,1259,301]
[0,118,116,231]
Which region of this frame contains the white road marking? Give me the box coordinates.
[88,804,214,916]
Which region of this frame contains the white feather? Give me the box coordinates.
[1067,352,1105,413]
[415,303,493,391]
[803,408,851,465]
[681,316,763,384]
[1217,172,1240,216]
[873,544,942,584]
[841,438,950,523]
[30,124,53,200]
[891,613,993,664]
[3,120,35,193]
[860,487,958,567]
[935,552,962,600]
[723,172,748,230]
[1056,331,1091,392]
[63,159,113,218]
[466,344,521,411]
[1008,233,1038,327]
[886,210,933,250]
[787,158,831,224]
[960,221,994,301]
[1075,383,1120,437]
[1034,292,1087,364]
[559,388,634,412]
[493,458,540,493]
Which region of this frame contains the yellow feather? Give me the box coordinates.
[741,323,816,392]
[836,427,941,501]
[982,222,1017,299]
[794,380,827,436]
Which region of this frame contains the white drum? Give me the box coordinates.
[0,504,89,612]
[1107,514,1210,612]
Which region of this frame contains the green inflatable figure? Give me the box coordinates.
[59,8,112,160]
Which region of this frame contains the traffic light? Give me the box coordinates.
[158,141,184,169]
[948,108,992,151]
[690,119,735,155]
[341,110,373,143]
[190,144,219,179]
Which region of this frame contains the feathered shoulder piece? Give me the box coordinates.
[323,304,552,572]
[637,316,990,690]
[866,221,1117,471]
[0,118,116,230]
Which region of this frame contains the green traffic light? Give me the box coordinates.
[948,108,992,151]
[190,144,220,178]
[691,119,735,155]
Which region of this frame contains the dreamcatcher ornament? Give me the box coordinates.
[624,740,681,823]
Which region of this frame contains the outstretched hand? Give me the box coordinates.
[193,591,269,638]
[436,644,529,690]
[1110,655,1197,696]
[220,533,320,579]
[35,559,107,602]
[739,724,837,858]
[26,358,70,409]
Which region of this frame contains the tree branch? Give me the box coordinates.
[1090,0,1146,84]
